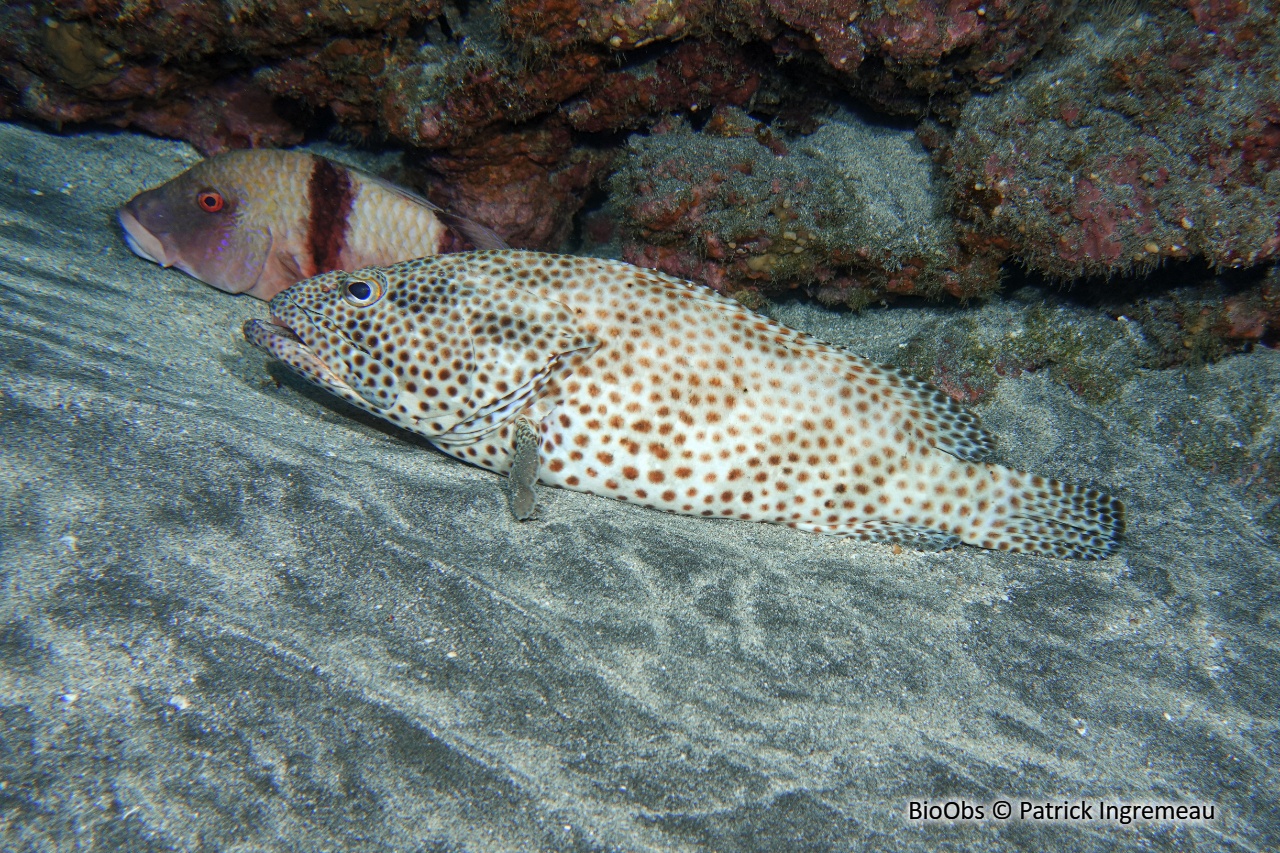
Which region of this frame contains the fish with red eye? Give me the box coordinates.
[117,149,506,300]
[196,189,225,213]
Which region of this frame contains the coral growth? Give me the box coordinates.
[601,109,999,303]
[894,262,1280,410]
[1119,266,1280,365]
[896,295,1160,405]
[944,2,1280,280]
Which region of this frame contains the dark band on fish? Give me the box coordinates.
[306,157,355,275]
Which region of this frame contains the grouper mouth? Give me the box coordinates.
[247,291,394,412]
[243,315,359,411]
[262,290,319,348]
[243,316,306,358]
[267,315,303,343]
[267,290,381,366]
[244,290,325,370]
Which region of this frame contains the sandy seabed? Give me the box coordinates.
[0,122,1276,851]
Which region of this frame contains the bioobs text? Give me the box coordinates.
[908,801,985,821]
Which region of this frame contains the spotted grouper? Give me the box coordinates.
[244,251,1124,558]
[119,149,504,300]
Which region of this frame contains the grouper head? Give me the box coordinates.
[243,253,599,442]
[253,265,413,412]
[119,151,282,297]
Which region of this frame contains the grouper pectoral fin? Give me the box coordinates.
[509,416,540,521]
[433,286,601,443]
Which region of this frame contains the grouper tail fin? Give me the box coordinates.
[967,466,1125,559]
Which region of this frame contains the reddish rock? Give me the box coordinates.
[0,1,421,153]
[413,122,615,249]
[393,51,607,150]
[130,81,304,155]
[944,2,1280,279]
[1219,273,1280,343]
[762,0,1069,115]
[0,0,434,125]
[7,0,1276,282]
[563,41,760,133]
[2,0,1070,153]
[497,0,1066,117]
[0,0,1076,252]
[500,0,705,52]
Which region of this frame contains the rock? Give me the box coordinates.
[0,0,1070,251]
[603,110,999,303]
[945,1,1280,279]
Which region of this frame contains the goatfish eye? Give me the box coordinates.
[342,270,388,307]
[196,189,225,213]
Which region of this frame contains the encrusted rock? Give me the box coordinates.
[945,2,1280,279]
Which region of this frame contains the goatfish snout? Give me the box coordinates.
[118,149,505,301]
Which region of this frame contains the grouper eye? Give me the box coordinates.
[342,270,388,307]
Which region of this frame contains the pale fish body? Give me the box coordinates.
[245,251,1124,558]
[119,149,504,300]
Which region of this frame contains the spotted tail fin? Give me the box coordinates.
[973,468,1125,560]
